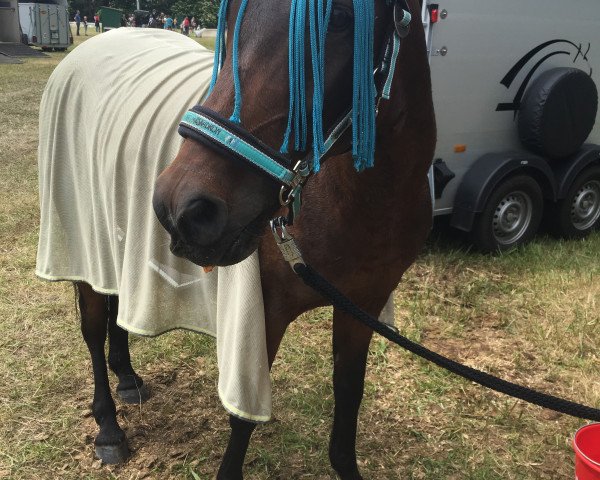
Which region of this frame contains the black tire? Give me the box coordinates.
[548,165,600,238]
[471,175,544,252]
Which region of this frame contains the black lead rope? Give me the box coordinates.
[293,263,600,422]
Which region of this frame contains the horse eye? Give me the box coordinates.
[329,6,353,32]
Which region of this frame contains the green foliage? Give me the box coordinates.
[172,0,219,26]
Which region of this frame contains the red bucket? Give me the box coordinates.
[574,424,600,480]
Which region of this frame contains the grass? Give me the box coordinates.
[0,27,599,480]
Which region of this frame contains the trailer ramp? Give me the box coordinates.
[0,51,22,63]
[0,42,48,57]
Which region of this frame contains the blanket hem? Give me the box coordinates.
[218,388,272,424]
[36,271,119,296]
[115,322,216,339]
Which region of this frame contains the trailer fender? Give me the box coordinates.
[450,152,557,232]
[551,144,600,199]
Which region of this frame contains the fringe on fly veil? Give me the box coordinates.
[35,28,272,423]
[210,0,378,172]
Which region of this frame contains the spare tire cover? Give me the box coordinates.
[518,68,598,159]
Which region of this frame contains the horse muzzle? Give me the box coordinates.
[153,181,265,267]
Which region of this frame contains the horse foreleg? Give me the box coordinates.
[216,415,257,480]
[329,306,375,480]
[106,296,149,404]
[77,282,129,464]
[216,312,291,480]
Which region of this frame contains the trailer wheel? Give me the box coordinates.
[549,166,600,238]
[472,175,543,252]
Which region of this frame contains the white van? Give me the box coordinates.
[423,1,600,251]
[19,0,70,51]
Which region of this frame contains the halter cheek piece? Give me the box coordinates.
[178,0,412,222]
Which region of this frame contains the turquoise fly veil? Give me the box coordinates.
[207,0,378,173]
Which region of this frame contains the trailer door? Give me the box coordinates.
[35,3,69,48]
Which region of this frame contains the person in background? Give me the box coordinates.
[164,14,173,30]
[190,16,197,29]
[94,13,100,32]
[148,10,158,28]
[173,17,178,31]
[74,10,81,36]
[83,15,88,35]
[182,16,190,36]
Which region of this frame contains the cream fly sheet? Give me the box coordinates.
[36,28,272,422]
[37,27,395,423]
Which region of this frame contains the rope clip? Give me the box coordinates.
[270,217,305,269]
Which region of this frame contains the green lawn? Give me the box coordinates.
[0,29,598,480]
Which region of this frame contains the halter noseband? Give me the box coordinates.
[178,0,411,221]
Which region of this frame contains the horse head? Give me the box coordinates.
[153,0,406,268]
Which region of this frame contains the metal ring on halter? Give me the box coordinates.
[279,185,294,206]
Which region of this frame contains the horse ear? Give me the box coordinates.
[393,0,412,38]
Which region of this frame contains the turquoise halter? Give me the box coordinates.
[179,0,411,221]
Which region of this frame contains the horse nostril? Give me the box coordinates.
[176,195,228,246]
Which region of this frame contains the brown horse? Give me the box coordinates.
[151,0,435,478]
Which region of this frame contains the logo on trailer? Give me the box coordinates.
[496,40,593,116]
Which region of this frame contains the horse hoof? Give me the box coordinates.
[95,439,130,464]
[117,383,149,404]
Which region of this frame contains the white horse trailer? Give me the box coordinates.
[423,1,600,251]
[19,0,70,51]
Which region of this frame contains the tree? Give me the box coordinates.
[171,0,219,27]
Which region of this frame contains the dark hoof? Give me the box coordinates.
[95,439,130,464]
[117,383,149,404]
